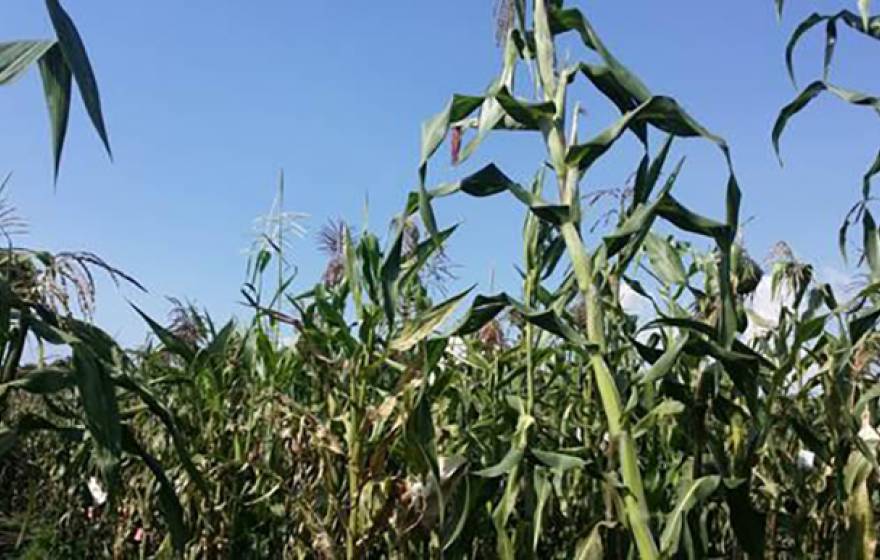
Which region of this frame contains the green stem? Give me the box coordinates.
[346,361,361,560]
[560,216,658,559]
[525,272,536,414]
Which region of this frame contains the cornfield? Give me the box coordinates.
[2,0,880,558]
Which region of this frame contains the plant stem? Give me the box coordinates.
[560,166,658,558]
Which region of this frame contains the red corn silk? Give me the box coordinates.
[451,126,462,165]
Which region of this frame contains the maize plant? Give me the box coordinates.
[0,2,198,556]
[2,0,880,559]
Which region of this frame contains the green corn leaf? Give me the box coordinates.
[0,427,16,458]
[417,163,572,227]
[772,81,826,165]
[633,399,685,439]
[72,348,122,489]
[606,157,684,273]
[38,43,72,181]
[864,210,880,282]
[862,149,880,199]
[442,475,472,552]
[841,10,880,38]
[0,367,74,398]
[460,163,517,197]
[0,40,55,85]
[639,334,689,385]
[850,307,880,345]
[342,225,363,319]
[114,373,209,497]
[823,18,838,81]
[725,480,766,557]
[521,307,590,347]
[454,293,509,335]
[655,194,731,241]
[379,224,404,326]
[418,183,438,240]
[550,6,652,105]
[566,95,728,175]
[0,414,85,459]
[644,232,687,286]
[574,521,616,560]
[495,87,556,129]
[534,0,557,98]
[774,81,880,165]
[860,0,872,31]
[453,291,592,347]
[399,224,457,287]
[856,384,880,419]
[634,134,674,206]
[474,413,533,478]
[532,449,587,472]
[390,288,471,351]
[579,63,645,139]
[121,426,187,553]
[660,475,720,555]
[457,97,506,165]
[789,415,831,464]
[532,468,552,551]
[45,0,112,158]
[132,304,196,364]
[826,82,880,109]
[785,14,826,86]
[419,94,483,171]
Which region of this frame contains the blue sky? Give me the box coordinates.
[1,1,878,344]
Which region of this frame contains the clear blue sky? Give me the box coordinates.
[1,1,877,344]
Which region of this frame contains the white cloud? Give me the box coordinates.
[620,282,652,318]
[743,276,788,340]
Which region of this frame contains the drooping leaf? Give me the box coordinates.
[38,43,72,180]
[660,475,720,555]
[45,0,112,157]
[532,449,587,472]
[0,367,74,398]
[474,413,534,478]
[380,223,404,325]
[725,479,766,557]
[132,304,196,364]
[114,373,209,496]
[574,521,616,560]
[644,232,687,286]
[772,81,827,165]
[342,224,362,319]
[72,348,121,488]
[863,210,880,282]
[633,399,685,438]
[850,306,880,344]
[0,41,55,85]
[862,149,880,199]
[639,333,689,385]
[823,17,838,80]
[785,14,826,86]
[121,427,187,552]
[390,288,471,351]
[419,94,484,172]
[532,468,552,551]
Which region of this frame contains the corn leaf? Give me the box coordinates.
[45,0,111,158]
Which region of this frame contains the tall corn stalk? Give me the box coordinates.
[411,1,742,556]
